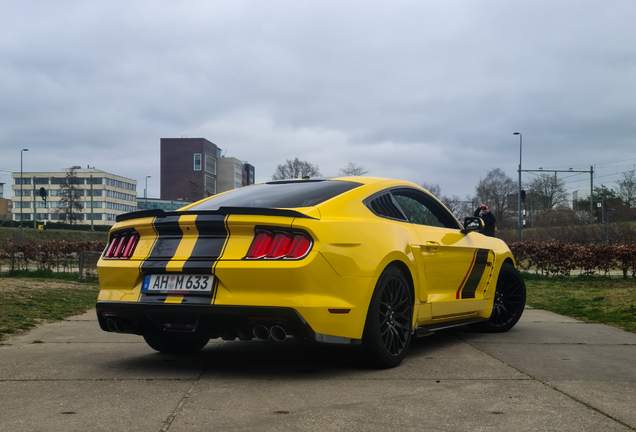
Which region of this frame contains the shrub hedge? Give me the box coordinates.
[0,240,106,273]
[509,241,636,278]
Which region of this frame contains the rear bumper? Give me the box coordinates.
[96,301,360,345]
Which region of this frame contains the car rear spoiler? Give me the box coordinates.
[116,206,318,223]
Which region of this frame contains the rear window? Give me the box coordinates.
[187,180,362,211]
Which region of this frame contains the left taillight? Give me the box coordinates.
[103,231,140,259]
[246,229,313,260]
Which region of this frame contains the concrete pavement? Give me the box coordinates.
[1,308,635,432]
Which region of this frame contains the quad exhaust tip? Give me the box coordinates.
[252,324,291,342]
[106,318,126,333]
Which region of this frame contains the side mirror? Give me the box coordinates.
[461,216,484,234]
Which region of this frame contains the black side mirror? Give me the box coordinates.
[461,216,484,234]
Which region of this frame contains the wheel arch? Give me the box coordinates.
[387,259,416,307]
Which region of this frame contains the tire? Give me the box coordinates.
[362,265,413,368]
[143,334,210,354]
[469,262,526,333]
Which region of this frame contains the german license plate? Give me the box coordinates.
[142,274,214,295]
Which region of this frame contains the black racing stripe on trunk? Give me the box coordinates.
[140,293,168,303]
[179,295,213,305]
[461,249,490,299]
[181,214,228,274]
[141,215,183,273]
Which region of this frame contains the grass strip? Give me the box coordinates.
[524,273,636,333]
[0,278,99,342]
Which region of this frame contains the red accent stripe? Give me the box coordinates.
[456,249,479,299]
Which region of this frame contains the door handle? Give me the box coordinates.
[425,241,440,251]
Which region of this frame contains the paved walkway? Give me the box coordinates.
[1,308,635,432]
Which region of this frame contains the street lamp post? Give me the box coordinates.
[513,132,522,242]
[145,175,151,207]
[19,148,29,242]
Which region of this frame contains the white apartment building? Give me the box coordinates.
[11,167,137,226]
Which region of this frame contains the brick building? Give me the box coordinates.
[160,138,255,202]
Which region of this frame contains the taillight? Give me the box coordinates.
[104,231,140,259]
[246,231,276,259]
[246,229,313,260]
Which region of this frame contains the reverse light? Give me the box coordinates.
[246,229,313,260]
[103,231,140,259]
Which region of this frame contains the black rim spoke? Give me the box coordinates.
[491,269,524,327]
[378,275,411,356]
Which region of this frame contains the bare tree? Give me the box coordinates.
[442,195,475,221]
[475,168,516,228]
[272,158,321,180]
[338,162,369,177]
[420,182,473,221]
[56,167,84,224]
[616,170,636,208]
[420,182,442,197]
[525,174,569,211]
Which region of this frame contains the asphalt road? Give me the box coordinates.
[1,308,635,432]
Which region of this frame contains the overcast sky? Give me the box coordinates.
[1,0,635,200]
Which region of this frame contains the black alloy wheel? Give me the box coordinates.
[362,265,413,368]
[143,334,210,354]
[469,262,526,333]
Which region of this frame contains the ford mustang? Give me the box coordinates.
[96,177,525,368]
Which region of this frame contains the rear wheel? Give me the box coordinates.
[362,265,413,368]
[469,262,526,333]
[143,334,210,354]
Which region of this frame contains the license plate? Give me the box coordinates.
[142,274,214,295]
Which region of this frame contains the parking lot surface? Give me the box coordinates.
[1,308,635,432]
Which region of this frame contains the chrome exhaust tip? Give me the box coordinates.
[253,324,270,341]
[106,318,118,333]
[270,325,288,342]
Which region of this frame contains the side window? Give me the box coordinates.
[394,195,443,227]
[392,189,460,229]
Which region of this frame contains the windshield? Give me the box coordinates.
[187,180,362,211]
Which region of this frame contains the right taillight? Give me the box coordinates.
[246,229,313,260]
[103,231,140,259]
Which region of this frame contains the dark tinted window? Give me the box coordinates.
[188,180,362,211]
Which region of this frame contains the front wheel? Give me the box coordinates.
[469,262,526,333]
[362,265,413,368]
[143,334,210,354]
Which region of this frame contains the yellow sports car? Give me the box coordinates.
[97,176,525,368]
